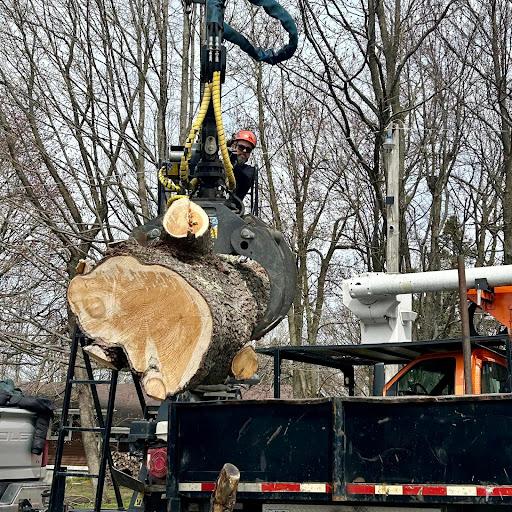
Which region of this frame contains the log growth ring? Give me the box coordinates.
[67,255,213,399]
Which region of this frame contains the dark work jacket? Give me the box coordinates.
[189,153,255,201]
[233,162,256,201]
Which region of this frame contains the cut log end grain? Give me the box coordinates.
[163,197,210,239]
[231,345,258,380]
[68,255,213,400]
[68,237,269,401]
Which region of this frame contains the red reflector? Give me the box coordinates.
[148,447,167,479]
[41,440,49,467]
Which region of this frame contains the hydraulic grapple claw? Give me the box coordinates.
[131,199,297,339]
[198,201,297,338]
[231,215,297,339]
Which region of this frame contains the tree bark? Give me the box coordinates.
[179,8,191,144]
[67,239,268,399]
[75,364,100,496]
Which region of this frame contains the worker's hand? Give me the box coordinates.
[229,148,238,166]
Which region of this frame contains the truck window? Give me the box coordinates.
[393,358,456,396]
[481,361,508,393]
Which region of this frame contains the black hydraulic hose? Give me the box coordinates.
[208,0,298,65]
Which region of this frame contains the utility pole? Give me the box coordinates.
[383,123,400,273]
[372,123,401,393]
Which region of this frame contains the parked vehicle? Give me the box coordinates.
[49,267,512,512]
[119,269,512,512]
[384,346,508,396]
[0,407,49,511]
[114,335,510,512]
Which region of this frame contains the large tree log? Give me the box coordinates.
[67,239,268,400]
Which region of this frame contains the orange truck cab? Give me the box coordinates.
[383,347,508,396]
[383,284,512,397]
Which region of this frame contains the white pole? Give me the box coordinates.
[348,265,512,298]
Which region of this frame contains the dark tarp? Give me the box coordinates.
[0,379,54,455]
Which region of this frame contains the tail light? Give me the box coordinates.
[41,440,49,467]
[147,447,167,479]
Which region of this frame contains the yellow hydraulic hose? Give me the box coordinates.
[160,85,212,201]
[161,73,236,204]
[158,168,187,205]
[179,83,213,181]
[211,71,236,191]
[158,166,181,193]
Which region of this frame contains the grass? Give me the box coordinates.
[65,478,136,509]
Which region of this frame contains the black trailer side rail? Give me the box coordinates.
[165,394,512,509]
[336,393,512,506]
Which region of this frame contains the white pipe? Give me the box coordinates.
[348,265,512,298]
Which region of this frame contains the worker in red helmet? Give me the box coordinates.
[228,130,257,201]
[189,129,257,203]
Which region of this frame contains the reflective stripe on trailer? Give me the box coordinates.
[179,482,512,497]
[346,483,512,497]
[178,482,332,493]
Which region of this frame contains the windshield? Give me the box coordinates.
[387,358,456,396]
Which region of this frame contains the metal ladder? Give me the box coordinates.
[48,327,124,512]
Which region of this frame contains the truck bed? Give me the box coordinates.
[167,394,512,507]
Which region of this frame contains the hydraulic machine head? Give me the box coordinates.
[132,0,298,339]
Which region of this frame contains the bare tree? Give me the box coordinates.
[0,0,183,477]
[295,0,455,272]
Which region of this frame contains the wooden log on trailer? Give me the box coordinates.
[210,463,240,512]
[67,201,269,400]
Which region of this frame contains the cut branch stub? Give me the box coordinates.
[231,345,258,380]
[67,255,213,399]
[163,197,209,238]
[210,463,240,512]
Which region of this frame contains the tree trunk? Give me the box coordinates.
[75,364,100,496]
[67,239,269,400]
[179,8,191,144]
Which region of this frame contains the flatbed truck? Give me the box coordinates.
[53,267,512,512]
[123,336,512,512]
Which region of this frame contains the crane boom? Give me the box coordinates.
[343,265,512,344]
[348,265,512,298]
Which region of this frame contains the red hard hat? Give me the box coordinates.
[234,130,257,148]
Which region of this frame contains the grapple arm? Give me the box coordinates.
[214,203,297,339]
[131,200,297,339]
